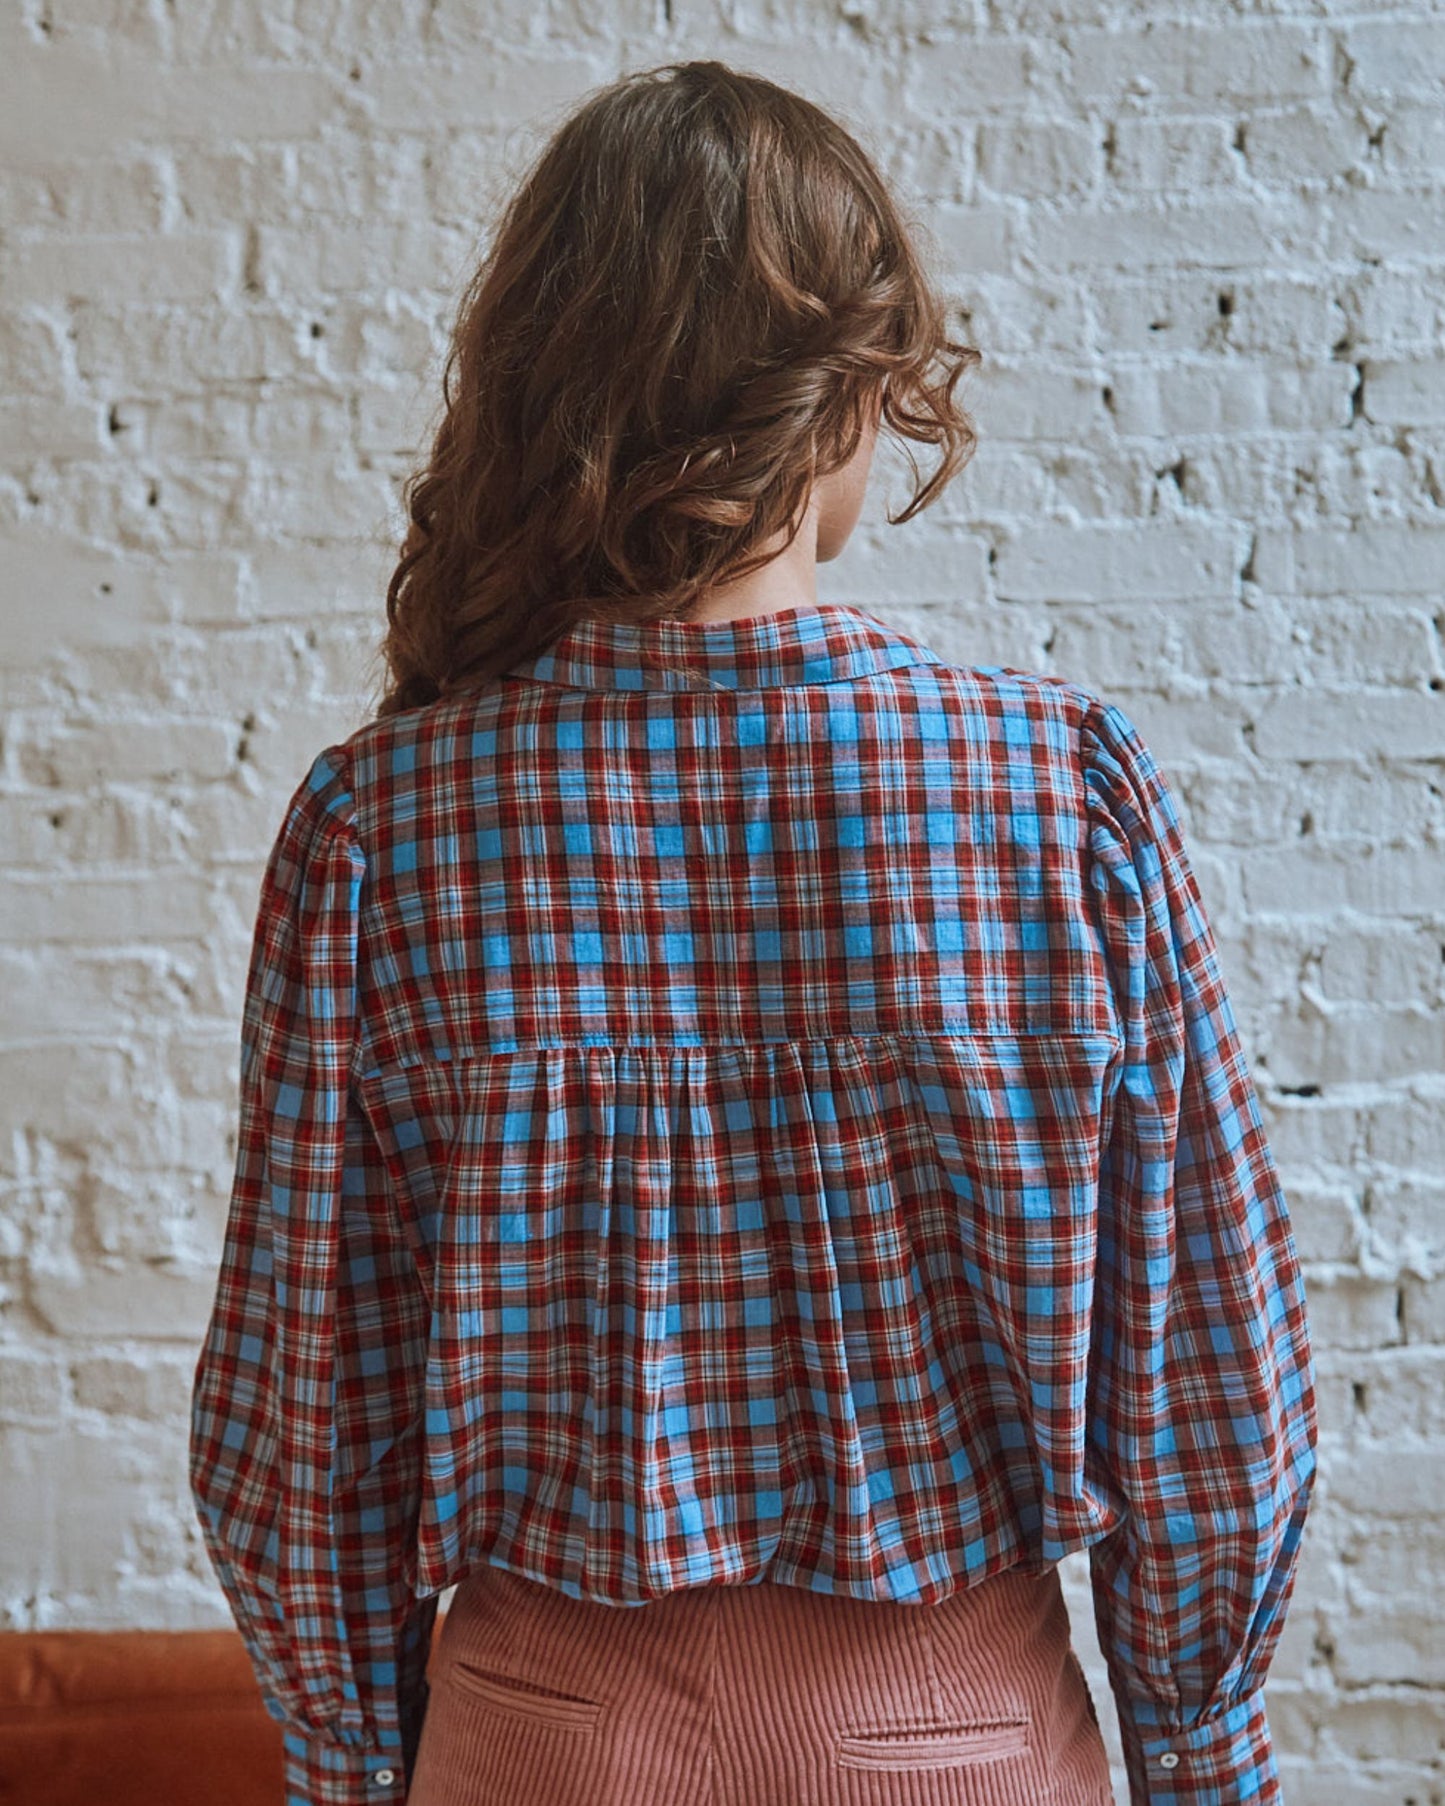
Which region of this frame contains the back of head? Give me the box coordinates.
[374,58,982,719]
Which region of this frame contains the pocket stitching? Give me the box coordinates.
[444,1664,602,1731]
[835,1718,1031,1771]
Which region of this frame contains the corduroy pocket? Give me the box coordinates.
[835,1717,1031,1771]
[444,1661,603,1733]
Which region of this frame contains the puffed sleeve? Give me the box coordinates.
[188,746,438,1806]
[1079,696,1318,1806]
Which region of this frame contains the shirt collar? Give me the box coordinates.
[504,602,945,692]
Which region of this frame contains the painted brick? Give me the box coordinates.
[994,520,1239,602]
[1400,1275,1445,1346]
[1243,105,1371,186]
[1257,523,1442,596]
[968,363,1104,441]
[977,121,1102,197]
[1251,689,1445,761]
[1037,197,1317,271]
[0,42,346,162]
[1109,117,1238,192]
[1378,102,1445,181]
[70,1353,194,1423]
[1066,23,1329,106]
[1361,358,1445,428]
[1323,183,1445,262]
[1341,19,1445,98]
[1328,1349,1445,1440]
[0,232,238,307]
[1107,360,1353,436]
[1361,1179,1445,1275]
[17,720,238,790]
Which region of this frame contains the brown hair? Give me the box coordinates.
[371,58,982,720]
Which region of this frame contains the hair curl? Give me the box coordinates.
[371,58,982,720]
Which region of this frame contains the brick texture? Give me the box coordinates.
[2,6,1443,1801]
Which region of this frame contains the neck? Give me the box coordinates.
[681,496,822,623]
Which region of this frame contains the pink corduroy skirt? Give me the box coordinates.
[405,1558,1115,1806]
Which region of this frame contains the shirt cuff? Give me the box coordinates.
[282,1729,410,1806]
[1116,1687,1278,1805]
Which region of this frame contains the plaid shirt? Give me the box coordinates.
[189,601,1317,1806]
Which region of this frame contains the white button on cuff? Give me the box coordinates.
[372,1770,397,1787]
[1158,1751,1180,1770]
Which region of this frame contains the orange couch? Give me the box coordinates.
[0,1615,448,1806]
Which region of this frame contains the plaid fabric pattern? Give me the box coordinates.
[188,602,1317,1806]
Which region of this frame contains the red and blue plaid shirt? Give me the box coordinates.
[189,601,1317,1806]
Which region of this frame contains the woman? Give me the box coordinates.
[189,58,1317,1806]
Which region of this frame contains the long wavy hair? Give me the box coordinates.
[371,58,982,720]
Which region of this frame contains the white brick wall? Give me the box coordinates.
[3,5,1443,1801]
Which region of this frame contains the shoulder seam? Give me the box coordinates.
[318,741,358,811]
[287,742,361,848]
